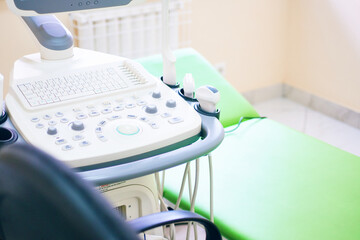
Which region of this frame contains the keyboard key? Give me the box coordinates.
[43,114,52,120]
[60,118,69,123]
[101,108,112,114]
[35,123,45,129]
[108,115,121,121]
[55,139,67,145]
[168,117,184,124]
[76,113,88,120]
[97,135,108,142]
[55,112,64,117]
[79,141,91,147]
[48,120,57,126]
[98,120,107,127]
[89,110,100,117]
[73,135,84,141]
[114,105,124,111]
[62,144,73,151]
[161,112,172,118]
[95,127,102,133]
[31,117,40,123]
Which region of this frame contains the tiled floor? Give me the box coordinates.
[253,98,360,156]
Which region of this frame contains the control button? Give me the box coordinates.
[73,108,81,112]
[97,134,108,142]
[166,99,177,108]
[55,139,67,145]
[94,0,98,4]
[145,104,158,114]
[127,114,137,119]
[62,144,73,151]
[55,112,64,117]
[72,135,84,141]
[43,114,52,120]
[71,121,85,131]
[101,108,112,114]
[60,118,69,123]
[116,124,140,135]
[152,91,161,99]
[87,105,95,109]
[125,103,136,109]
[89,110,100,117]
[115,98,123,103]
[78,2,83,6]
[47,127,57,135]
[86,1,90,5]
[161,112,172,118]
[76,113,88,120]
[168,117,184,124]
[95,127,102,133]
[35,123,45,129]
[48,120,57,126]
[137,100,147,106]
[108,115,121,121]
[139,116,149,122]
[114,105,124,111]
[79,140,91,147]
[149,122,159,129]
[102,101,111,106]
[98,120,107,127]
[31,117,40,123]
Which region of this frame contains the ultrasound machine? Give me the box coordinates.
[0,0,224,238]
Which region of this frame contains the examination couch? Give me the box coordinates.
[138,49,360,240]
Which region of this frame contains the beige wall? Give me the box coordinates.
[287,0,360,112]
[1,0,359,112]
[0,1,69,93]
[190,0,288,93]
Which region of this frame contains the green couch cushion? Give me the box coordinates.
[163,119,360,240]
[137,48,259,127]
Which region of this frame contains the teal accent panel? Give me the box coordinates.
[163,119,360,240]
[137,48,259,127]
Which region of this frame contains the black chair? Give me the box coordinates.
[0,144,221,240]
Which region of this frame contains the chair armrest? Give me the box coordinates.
[128,210,221,240]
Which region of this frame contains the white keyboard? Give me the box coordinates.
[6,49,202,168]
[17,61,147,107]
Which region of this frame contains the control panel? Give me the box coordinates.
[6,49,202,168]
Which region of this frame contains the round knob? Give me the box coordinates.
[47,127,57,135]
[166,99,176,108]
[71,121,85,131]
[145,104,158,114]
[152,91,161,99]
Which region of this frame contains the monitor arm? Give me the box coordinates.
[22,15,74,60]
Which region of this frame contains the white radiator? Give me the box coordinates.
[69,0,191,59]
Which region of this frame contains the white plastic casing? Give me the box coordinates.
[6,48,202,168]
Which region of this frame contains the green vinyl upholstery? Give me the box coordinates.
[138,49,360,240]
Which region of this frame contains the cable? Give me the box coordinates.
[208,154,214,222]
[175,163,191,209]
[158,192,176,240]
[161,170,165,197]
[186,159,200,240]
[225,116,267,134]
[186,164,193,240]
